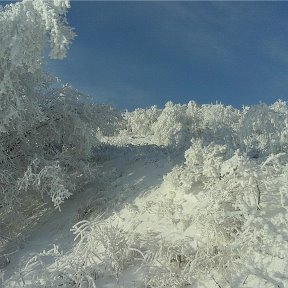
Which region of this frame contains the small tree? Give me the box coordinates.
[0,0,74,202]
[0,0,121,249]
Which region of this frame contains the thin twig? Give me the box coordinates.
[242,275,249,285]
[256,182,261,210]
[211,274,222,288]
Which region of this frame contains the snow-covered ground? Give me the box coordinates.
[1,1,288,286]
[2,134,288,288]
[1,140,184,287]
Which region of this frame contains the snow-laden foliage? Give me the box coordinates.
[0,0,74,135]
[152,102,189,147]
[163,143,288,287]
[238,102,288,158]
[2,1,288,287]
[122,100,288,158]
[9,109,288,287]
[17,158,73,210]
[122,101,241,148]
[6,218,139,287]
[14,100,288,288]
[0,0,73,209]
[0,0,122,256]
[123,105,161,137]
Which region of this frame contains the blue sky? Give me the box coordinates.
[12,1,288,110]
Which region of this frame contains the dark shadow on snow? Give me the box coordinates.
[90,143,186,218]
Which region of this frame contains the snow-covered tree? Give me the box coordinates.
[237,103,287,158]
[0,0,74,204]
[0,0,74,133]
[0,0,123,248]
[123,105,161,137]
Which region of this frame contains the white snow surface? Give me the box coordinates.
[1,135,288,288]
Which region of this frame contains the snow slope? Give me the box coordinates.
[2,135,288,288]
[1,142,181,287]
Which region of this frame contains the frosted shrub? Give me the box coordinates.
[70,219,137,279]
[144,240,198,287]
[199,103,240,151]
[5,245,65,288]
[200,103,240,132]
[123,105,160,137]
[164,143,288,286]
[122,101,241,148]
[121,100,288,154]
[8,149,288,287]
[0,0,74,136]
[6,218,133,287]
[0,0,122,214]
[0,0,123,257]
[227,154,288,287]
[165,140,227,193]
[152,102,189,147]
[17,158,73,210]
[0,1,74,251]
[185,140,226,180]
[122,102,190,146]
[16,217,142,288]
[0,0,73,199]
[279,164,288,208]
[238,103,287,157]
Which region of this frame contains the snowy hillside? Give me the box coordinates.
[1,1,288,287]
[2,100,288,288]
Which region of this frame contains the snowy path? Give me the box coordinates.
[3,143,287,288]
[3,143,286,287]
[2,144,179,287]
[2,182,96,283]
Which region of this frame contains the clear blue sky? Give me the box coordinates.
[11,1,288,110]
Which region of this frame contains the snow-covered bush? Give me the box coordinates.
[0,0,74,208]
[0,0,122,214]
[123,105,161,137]
[237,103,288,158]
[5,110,288,287]
[17,158,73,210]
[199,103,240,151]
[0,0,74,135]
[120,102,193,147]
[2,2,288,284]
[121,101,288,156]
[121,101,240,148]
[164,140,227,193]
[6,217,140,287]
[151,102,190,147]
[164,141,288,286]
[0,0,123,257]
